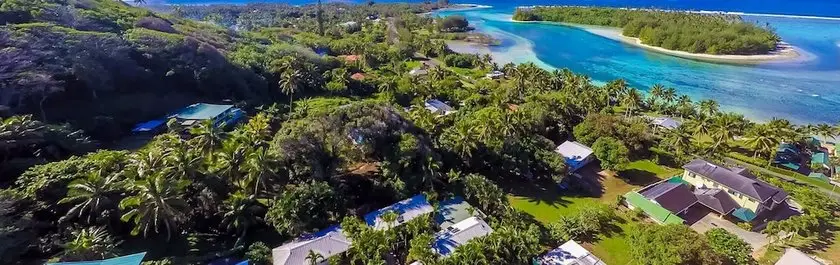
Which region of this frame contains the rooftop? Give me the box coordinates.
[432,217,493,256]
[435,196,475,230]
[812,152,829,165]
[272,226,351,265]
[694,188,739,215]
[623,192,684,225]
[554,141,594,170]
[424,99,454,114]
[537,240,606,265]
[775,248,823,265]
[47,252,146,265]
[173,103,234,121]
[364,194,434,230]
[683,159,787,203]
[640,182,697,214]
[651,117,681,130]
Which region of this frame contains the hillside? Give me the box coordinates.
[513,6,782,55]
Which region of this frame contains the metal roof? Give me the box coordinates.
[640,182,698,214]
[555,141,593,170]
[432,217,493,256]
[683,159,786,203]
[272,226,351,265]
[538,240,606,265]
[694,188,739,215]
[173,103,234,121]
[651,117,681,130]
[364,194,434,230]
[435,196,475,230]
[623,192,684,225]
[775,248,823,265]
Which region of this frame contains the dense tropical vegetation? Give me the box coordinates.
[1,0,839,264]
[513,6,781,55]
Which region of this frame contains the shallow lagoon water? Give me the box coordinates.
[163,0,840,123]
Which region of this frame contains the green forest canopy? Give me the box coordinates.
[512,6,781,55]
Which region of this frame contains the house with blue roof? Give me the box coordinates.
[812,152,830,169]
[554,141,594,172]
[171,103,245,128]
[47,252,146,265]
[364,194,434,230]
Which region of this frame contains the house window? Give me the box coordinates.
[728,189,736,195]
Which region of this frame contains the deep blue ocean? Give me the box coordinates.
[160,0,840,124]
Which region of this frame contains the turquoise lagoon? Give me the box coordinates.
[438,8,840,124]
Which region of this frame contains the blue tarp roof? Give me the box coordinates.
[131,119,166,133]
[732,208,757,222]
[47,252,146,265]
[364,194,432,226]
[174,103,233,120]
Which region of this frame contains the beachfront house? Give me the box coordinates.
[424,99,455,116]
[364,194,434,230]
[554,141,595,172]
[537,240,606,265]
[681,159,788,221]
[272,226,351,265]
[650,117,681,130]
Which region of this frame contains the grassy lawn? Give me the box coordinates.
[404,60,421,70]
[506,160,680,265]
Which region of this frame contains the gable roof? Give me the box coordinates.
[364,194,434,230]
[683,159,786,202]
[651,117,681,130]
[694,188,739,215]
[272,226,351,265]
[555,141,594,170]
[432,217,493,256]
[424,99,454,114]
[623,192,684,225]
[640,182,698,214]
[435,196,474,230]
[538,240,606,265]
[47,253,146,265]
[775,248,823,265]
[173,103,233,121]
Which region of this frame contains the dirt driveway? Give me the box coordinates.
[689,212,769,250]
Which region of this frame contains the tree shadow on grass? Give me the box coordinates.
[617,169,662,186]
[498,178,576,209]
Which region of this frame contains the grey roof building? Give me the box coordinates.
[683,159,788,205]
[775,248,824,265]
[694,188,740,215]
[432,217,493,256]
[272,226,351,265]
[640,182,698,215]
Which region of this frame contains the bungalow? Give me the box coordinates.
[775,248,824,265]
[432,217,493,256]
[424,99,455,116]
[364,194,434,230]
[650,117,681,130]
[537,240,606,265]
[682,159,788,221]
[170,103,245,128]
[47,252,146,265]
[272,225,351,265]
[485,70,504,79]
[554,141,595,172]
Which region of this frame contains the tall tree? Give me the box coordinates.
[119,173,190,241]
[58,171,120,224]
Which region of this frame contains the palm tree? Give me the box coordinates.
[222,192,264,247]
[664,125,693,157]
[813,123,836,141]
[279,68,302,114]
[698,99,719,117]
[242,147,278,195]
[744,125,781,159]
[316,0,324,36]
[306,250,325,265]
[61,226,119,262]
[189,120,223,157]
[691,115,713,137]
[648,84,665,106]
[59,171,120,224]
[119,173,190,241]
[709,113,747,151]
[442,122,478,160]
[377,76,397,93]
[621,88,642,118]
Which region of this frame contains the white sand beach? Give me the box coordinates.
[511,20,814,64]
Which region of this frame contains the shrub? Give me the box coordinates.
[439,15,469,32]
[443,54,476,68]
[134,16,177,34]
[246,242,271,265]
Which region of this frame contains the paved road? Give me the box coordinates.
[724,157,840,201]
[690,213,769,250]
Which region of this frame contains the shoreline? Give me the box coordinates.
[511,19,813,64]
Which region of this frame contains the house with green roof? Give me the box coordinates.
[809,172,830,183]
[622,191,685,225]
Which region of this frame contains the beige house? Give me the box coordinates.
[682,159,788,220]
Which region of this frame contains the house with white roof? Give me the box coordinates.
[537,240,606,265]
[651,117,681,130]
[364,194,434,230]
[424,99,455,116]
[775,248,824,265]
[432,217,493,256]
[554,141,595,172]
[271,226,351,265]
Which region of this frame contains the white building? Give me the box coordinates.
[538,240,606,265]
[554,141,595,172]
[651,117,681,130]
[272,227,351,265]
[775,248,824,265]
[432,217,494,256]
[424,99,455,116]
